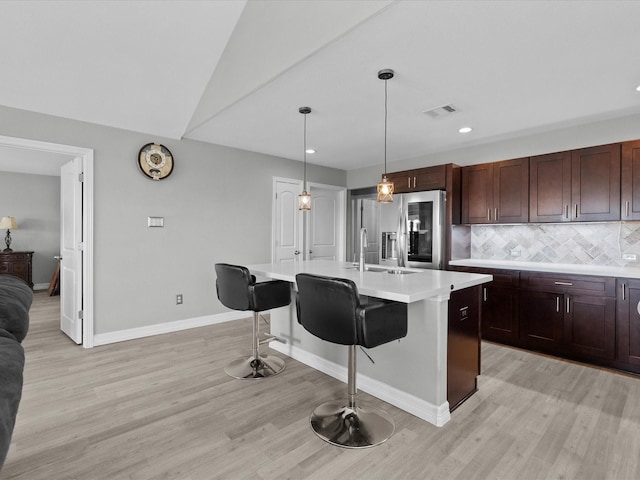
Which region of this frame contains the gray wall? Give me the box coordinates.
[0,171,60,286]
[347,111,640,189]
[0,105,346,335]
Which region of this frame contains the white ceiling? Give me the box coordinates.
[2,0,640,174]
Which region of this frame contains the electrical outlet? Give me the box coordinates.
[622,253,637,261]
[510,248,521,257]
[176,294,183,305]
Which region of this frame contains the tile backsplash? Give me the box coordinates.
[470,222,640,266]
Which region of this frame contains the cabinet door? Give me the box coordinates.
[621,140,640,220]
[564,294,615,360]
[482,285,519,345]
[413,165,446,191]
[494,157,529,223]
[384,171,411,194]
[520,289,564,353]
[461,163,493,224]
[617,279,640,368]
[448,285,481,411]
[529,151,571,223]
[571,143,621,221]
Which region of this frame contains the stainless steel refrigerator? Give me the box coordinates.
[379,190,446,270]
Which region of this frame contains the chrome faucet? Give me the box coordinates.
[359,227,368,272]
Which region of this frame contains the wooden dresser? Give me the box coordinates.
[0,251,34,289]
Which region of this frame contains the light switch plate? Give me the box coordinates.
[148,216,164,227]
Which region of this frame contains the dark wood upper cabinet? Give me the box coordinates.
[529,151,572,222]
[384,165,446,194]
[571,143,621,222]
[621,140,640,220]
[462,158,528,224]
[461,163,493,224]
[493,158,529,223]
[530,144,620,222]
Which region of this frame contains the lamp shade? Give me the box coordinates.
[0,216,17,229]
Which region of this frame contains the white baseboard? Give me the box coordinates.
[271,342,451,427]
[33,283,49,291]
[93,311,249,346]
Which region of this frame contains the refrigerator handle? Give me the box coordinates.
[397,203,406,267]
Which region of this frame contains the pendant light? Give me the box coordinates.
[298,106,312,211]
[377,69,395,203]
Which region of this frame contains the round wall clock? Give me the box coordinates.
[138,143,174,180]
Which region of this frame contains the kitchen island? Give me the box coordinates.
[246,260,491,426]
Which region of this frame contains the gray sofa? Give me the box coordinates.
[0,275,32,470]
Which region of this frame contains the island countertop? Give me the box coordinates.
[247,260,492,303]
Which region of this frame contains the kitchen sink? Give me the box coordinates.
[344,266,417,274]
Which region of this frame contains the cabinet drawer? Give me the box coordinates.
[451,266,519,288]
[0,263,9,274]
[521,272,615,296]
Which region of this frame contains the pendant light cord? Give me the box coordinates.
[384,77,388,176]
[303,112,307,190]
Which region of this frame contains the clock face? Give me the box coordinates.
[138,143,174,180]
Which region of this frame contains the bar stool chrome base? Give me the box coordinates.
[224,355,285,379]
[310,401,395,448]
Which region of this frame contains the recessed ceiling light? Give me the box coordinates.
[306,148,316,154]
[636,84,640,92]
[458,127,472,133]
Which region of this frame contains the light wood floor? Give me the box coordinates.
[2,292,640,479]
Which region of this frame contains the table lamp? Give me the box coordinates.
[0,216,18,252]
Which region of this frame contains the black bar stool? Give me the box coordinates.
[295,273,408,448]
[215,263,290,379]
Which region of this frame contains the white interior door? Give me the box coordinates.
[60,157,83,344]
[307,186,341,261]
[273,178,303,263]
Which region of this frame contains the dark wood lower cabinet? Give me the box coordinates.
[617,279,640,369]
[450,265,638,375]
[448,285,481,411]
[564,294,615,361]
[520,289,564,354]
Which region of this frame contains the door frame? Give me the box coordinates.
[0,135,94,348]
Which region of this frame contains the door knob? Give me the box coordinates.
[294,250,300,255]
[54,255,62,261]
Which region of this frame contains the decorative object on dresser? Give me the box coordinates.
[0,252,34,290]
[0,217,17,252]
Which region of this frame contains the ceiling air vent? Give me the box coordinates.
[423,104,458,119]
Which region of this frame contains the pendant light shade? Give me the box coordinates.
[377,69,395,204]
[298,106,312,211]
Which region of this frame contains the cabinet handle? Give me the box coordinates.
[483,287,487,302]
[564,204,569,219]
[625,201,630,218]
[413,176,416,188]
[556,296,560,313]
[575,204,579,219]
[408,177,411,189]
[487,209,491,221]
[566,297,570,314]
[494,208,498,221]
[622,283,626,301]
[554,281,573,286]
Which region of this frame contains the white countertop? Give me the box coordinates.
[449,258,640,279]
[247,260,492,303]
